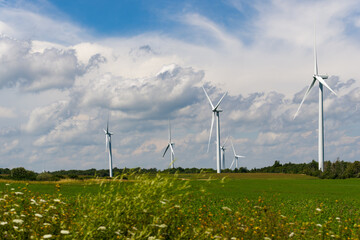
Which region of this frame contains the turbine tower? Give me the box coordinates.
[104,119,113,178]
[293,30,337,171]
[163,120,175,169]
[221,136,230,169]
[202,86,227,173]
[230,141,245,169]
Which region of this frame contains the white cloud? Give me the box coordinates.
[0,106,15,118]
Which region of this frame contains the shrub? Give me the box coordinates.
[10,167,37,180]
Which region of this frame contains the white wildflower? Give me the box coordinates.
[148,237,156,240]
[4,194,8,198]
[10,208,15,212]
[53,199,61,202]
[0,221,7,225]
[0,198,5,201]
[60,230,70,235]
[14,192,23,195]
[222,206,232,211]
[49,206,57,209]
[21,214,26,217]
[11,188,14,190]
[13,226,18,230]
[336,217,340,222]
[174,205,180,208]
[13,219,24,224]
[214,236,222,239]
[43,223,51,226]
[316,224,322,227]
[264,237,272,240]
[280,215,287,218]
[6,183,10,186]
[35,213,43,218]
[157,224,167,228]
[40,199,47,203]
[160,200,166,204]
[316,208,322,212]
[97,226,106,230]
[289,232,295,238]
[43,234,52,239]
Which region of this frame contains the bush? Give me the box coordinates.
[36,172,58,181]
[10,167,37,181]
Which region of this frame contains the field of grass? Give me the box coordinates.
[1,173,360,239]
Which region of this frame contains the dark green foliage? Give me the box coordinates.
[36,172,58,181]
[10,167,37,180]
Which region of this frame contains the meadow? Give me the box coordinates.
[0,173,360,239]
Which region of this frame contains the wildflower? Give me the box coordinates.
[6,183,10,186]
[316,224,322,227]
[157,224,167,228]
[13,226,18,230]
[336,217,340,222]
[148,237,156,240]
[43,234,52,239]
[53,199,61,202]
[214,236,222,239]
[0,221,7,225]
[97,226,106,230]
[10,208,15,212]
[222,206,232,211]
[280,215,287,218]
[264,237,272,240]
[11,188,15,190]
[0,198,5,201]
[15,192,24,195]
[40,199,47,203]
[43,223,51,226]
[60,230,70,235]
[21,214,26,217]
[160,201,166,204]
[35,213,43,218]
[289,232,295,238]
[316,208,322,212]
[13,219,24,224]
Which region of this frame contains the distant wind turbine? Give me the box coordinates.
[230,141,245,169]
[202,86,228,173]
[221,136,230,169]
[104,119,113,178]
[163,120,175,169]
[293,29,337,172]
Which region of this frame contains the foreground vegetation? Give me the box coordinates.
[1,173,360,239]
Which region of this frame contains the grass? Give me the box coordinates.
[1,173,360,239]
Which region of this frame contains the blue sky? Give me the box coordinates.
[0,0,359,172]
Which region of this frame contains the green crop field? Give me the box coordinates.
[1,173,360,239]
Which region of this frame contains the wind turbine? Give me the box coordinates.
[230,141,245,169]
[163,120,175,169]
[104,119,113,178]
[293,30,337,172]
[221,136,230,169]
[202,86,228,173]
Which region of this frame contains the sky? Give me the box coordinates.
[0,0,359,172]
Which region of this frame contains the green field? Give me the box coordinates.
[1,173,360,239]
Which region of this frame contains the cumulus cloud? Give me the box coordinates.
[0,36,82,91]
[75,64,204,120]
[0,106,16,118]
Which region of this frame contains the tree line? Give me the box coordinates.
[1,158,359,181]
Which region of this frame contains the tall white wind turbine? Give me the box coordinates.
[104,119,113,178]
[293,30,337,171]
[163,120,175,169]
[221,136,230,169]
[202,86,228,173]
[230,141,245,169]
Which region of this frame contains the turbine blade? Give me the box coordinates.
[222,135,230,147]
[231,140,236,155]
[202,86,215,109]
[168,119,171,141]
[105,136,108,152]
[236,155,245,158]
[169,144,175,157]
[315,76,337,96]
[293,78,316,119]
[103,129,107,134]
[162,145,169,157]
[230,159,235,169]
[207,113,215,153]
[314,25,318,76]
[214,92,228,110]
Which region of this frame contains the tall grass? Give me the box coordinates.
[1,174,360,239]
